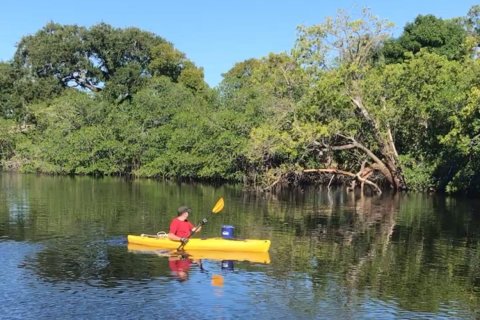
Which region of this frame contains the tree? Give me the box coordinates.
[14,23,96,90]
[13,22,210,105]
[292,8,406,192]
[382,14,468,63]
[14,23,165,98]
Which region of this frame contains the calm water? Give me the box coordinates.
[1,173,479,319]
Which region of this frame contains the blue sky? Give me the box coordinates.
[0,1,478,87]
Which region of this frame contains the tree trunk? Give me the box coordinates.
[350,95,407,191]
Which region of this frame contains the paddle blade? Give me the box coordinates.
[211,197,224,214]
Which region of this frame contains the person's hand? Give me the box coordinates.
[180,237,189,244]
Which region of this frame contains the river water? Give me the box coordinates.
[1,173,479,319]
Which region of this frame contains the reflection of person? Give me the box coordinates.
[168,256,192,282]
[168,255,202,282]
[168,206,202,243]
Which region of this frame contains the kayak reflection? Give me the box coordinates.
[127,243,270,264]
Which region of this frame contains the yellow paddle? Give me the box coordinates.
[177,197,225,251]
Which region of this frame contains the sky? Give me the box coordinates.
[0,1,478,87]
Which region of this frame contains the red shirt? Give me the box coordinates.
[169,218,194,238]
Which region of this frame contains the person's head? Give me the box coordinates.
[177,206,191,220]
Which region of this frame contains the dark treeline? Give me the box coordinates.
[1,7,480,195]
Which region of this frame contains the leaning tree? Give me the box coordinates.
[292,9,407,193]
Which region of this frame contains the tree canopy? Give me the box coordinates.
[381,14,468,63]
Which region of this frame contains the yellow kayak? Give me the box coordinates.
[128,243,271,264]
[127,234,271,253]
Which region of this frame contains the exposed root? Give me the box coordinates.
[303,167,382,195]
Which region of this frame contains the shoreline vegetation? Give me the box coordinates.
[1,7,480,195]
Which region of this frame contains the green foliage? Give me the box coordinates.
[374,51,473,157]
[149,42,209,94]
[0,119,17,162]
[438,83,480,194]
[0,63,18,118]
[12,21,207,102]
[101,63,147,103]
[134,80,247,180]
[217,53,312,186]
[399,154,435,191]
[149,42,186,80]
[0,62,63,121]
[177,62,209,94]
[445,161,480,194]
[382,14,468,63]
[14,23,93,88]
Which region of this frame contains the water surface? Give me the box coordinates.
[1,173,479,319]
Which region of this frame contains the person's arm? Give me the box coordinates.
[191,225,202,233]
[191,218,208,233]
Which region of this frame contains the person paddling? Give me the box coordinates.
[168,206,202,244]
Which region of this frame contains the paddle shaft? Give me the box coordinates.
[177,215,210,251]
